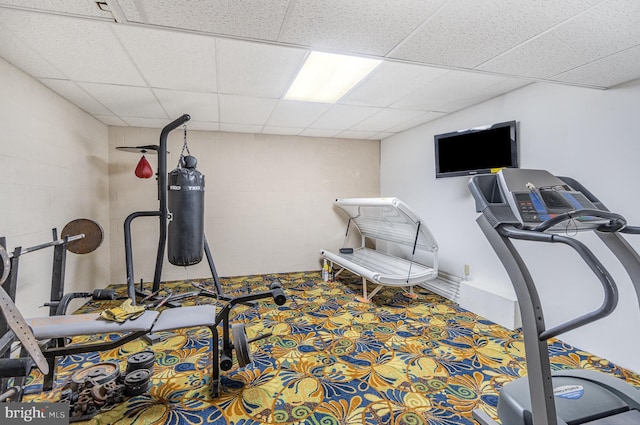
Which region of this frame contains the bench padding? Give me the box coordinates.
[27,311,160,340]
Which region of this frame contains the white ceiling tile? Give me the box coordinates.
[390,70,506,111]
[385,111,447,133]
[39,78,112,115]
[94,115,127,126]
[262,126,303,136]
[477,0,640,84]
[2,1,638,137]
[114,25,217,91]
[217,38,306,97]
[0,0,113,18]
[336,130,379,140]
[266,100,332,128]
[78,83,167,118]
[154,88,219,123]
[218,95,277,125]
[374,132,394,140]
[437,78,531,112]
[185,121,220,132]
[310,104,382,130]
[278,0,447,55]
[299,128,342,138]
[120,116,173,128]
[117,0,290,40]
[340,61,448,107]
[350,108,427,132]
[391,0,602,68]
[219,123,264,134]
[0,19,66,79]
[552,45,640,88]
[0,9,144,85]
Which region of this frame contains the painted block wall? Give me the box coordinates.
[380,79,640,373]
[0,58,110,317]
[108,127,380,285]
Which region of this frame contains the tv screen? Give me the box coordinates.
[434,120,518,178]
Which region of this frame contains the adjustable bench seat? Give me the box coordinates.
[27,311,160,340]
[320,197,439,302]
[25,305,218,391]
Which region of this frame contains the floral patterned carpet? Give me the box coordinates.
[24,271,640,424]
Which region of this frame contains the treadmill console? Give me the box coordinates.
[497,169,608,231]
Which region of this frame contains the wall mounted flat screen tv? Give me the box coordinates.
[434,120,518,178]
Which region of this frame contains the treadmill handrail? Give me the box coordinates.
[620,225,640,235]
[498,225,619,341]
[532,208,626,233]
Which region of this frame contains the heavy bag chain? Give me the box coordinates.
[177,125,191,168]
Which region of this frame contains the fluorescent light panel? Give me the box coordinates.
[285,51,382,103]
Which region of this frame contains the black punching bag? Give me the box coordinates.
[167,155,204,266]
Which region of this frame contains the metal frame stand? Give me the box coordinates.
[123,114,228,303]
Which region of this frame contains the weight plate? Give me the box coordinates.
[0,285,49,374]
[71,362,120,386]
[232,323,252,368]
[126,350,155,374]
[0,244,9,285]
[61,218,104,254]
[124,368,151,396]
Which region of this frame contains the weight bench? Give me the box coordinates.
[320,197,439,302]
[0,280,286,399]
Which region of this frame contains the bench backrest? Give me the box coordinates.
[334,198,438,252]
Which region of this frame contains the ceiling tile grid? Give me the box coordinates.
[339,61,449,108]
[117,0,290,40]
[350,108,429,133]
[218,94,278,126]
[0,0,113,19]
[389,0,603,68]
[277,0,447,55]
[477,0,640,86]
[0,20,66,79]
[216,39,306,98]
[0,9,145,85]
[1,0,639,140]
[266,100,332,129]
[153,88,219,123]
[113,25,218,92]
[39,78,113,115]
[78,83,167,118]
[553,45,640,88]
[309,104,383,131]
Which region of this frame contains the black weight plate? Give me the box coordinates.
[232,323,252,368]
[126,350,155,374]
[71,362,120,386]
[61,218,104,254]
[124,368,151,396]
[124,368,151,385]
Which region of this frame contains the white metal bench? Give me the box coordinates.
[320,197,439,302]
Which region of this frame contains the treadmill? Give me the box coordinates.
[468,168,640,425]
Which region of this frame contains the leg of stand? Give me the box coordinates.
[204,236,224,296]
[43,357,56,391]
[49,240,67,316]
[210,325,220,398]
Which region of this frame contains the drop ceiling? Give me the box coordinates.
[1,0,638,139]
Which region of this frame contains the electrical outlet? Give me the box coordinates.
[463,264,470,279]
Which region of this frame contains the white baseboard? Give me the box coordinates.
[458,280,521,330]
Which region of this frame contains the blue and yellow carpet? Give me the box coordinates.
[24,271,640,424]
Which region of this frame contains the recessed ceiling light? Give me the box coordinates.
[285,51,382,103]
